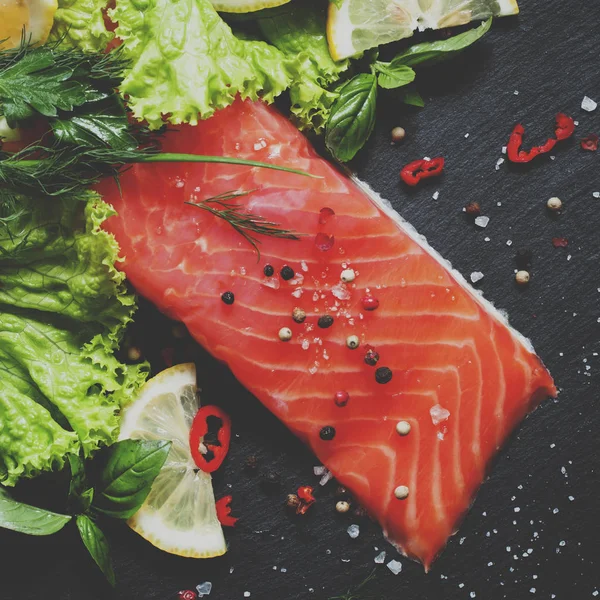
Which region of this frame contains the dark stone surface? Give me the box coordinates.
[2,1,599,598]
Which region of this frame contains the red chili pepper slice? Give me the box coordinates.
[215,495,238,527]
[554,113,575,141]
[507,113,575,163]
[581,134,599,151]
[296,485,316,515]
[189,406,231,473]
[400,157,445,186]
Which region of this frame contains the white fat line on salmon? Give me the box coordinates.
[349,176,539,357]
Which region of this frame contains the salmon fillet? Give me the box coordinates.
[100,99,556,568]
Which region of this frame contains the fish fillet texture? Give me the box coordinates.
[100,99,556,568]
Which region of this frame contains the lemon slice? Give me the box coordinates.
[327,0,519,61]
[0,0,58,49]
[210,0,290,14]
[119,363,227,558]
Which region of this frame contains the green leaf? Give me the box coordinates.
[374,63,416,90]
[402,88,425,107]
[0,48,88,126]
[390,18,493,68]
[92,439,171,519]
[325,73,378,163]
[76,515,115,586]
[0,487,71,535]
[51,97,138,151]
[68,454,94,513]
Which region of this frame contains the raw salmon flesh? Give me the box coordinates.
[100,99,556,568]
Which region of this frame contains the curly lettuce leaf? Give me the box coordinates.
[109,0,292,128]
[0,195,148,487]
[49,0,114,52]
[258,3,350,132]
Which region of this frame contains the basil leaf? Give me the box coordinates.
[325,73,378,163]
[402,88,425,107]
[51,97,138,151]
[374,63,416,90]
[0,487,71,535]
[92,439,171,519]
[76,515,116,587]
[68,453,92,513]
[390,18,492,68]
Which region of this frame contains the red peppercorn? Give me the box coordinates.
[464,201,481,216]
[178,591,197,600]
[361,296,379,311]
[296,485,316,515]
[334,391,349,406]
[581,135,599,151]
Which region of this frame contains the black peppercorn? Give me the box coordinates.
[515,248,532,270]
[263,264,274,277]
[364,349,379,366]
[320,426,336,441]
[280,266,295,280]
[375,366,393,384]
[318,315,334,329]
[221,291,235,305]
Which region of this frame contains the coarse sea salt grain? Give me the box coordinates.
[374,551,386,564]
[196,582,212,596]
[593,192,600,198]
[387,560,403,575]
[347,524,360,539]
[313,466,326,476]
[496,158,505,170]
[470,271,484,284]
[475,215,490,228]
[430,404,450,425]
[432,191,440,200]
[582,96,598,112]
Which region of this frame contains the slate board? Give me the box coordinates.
[2,0,599,598]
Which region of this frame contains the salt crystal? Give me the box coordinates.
[553,508,559,514]
[320,471,333,486]
[374,551,386,564]
[470,592,477,598]
[244,592,251,598]
[196,582,212,596]
[432,191,440,200]
[502,146,507,154]
[496,158,505,170]
[331,283,351,301]
[594,192,600,198]
[484,237,491,242]
[262,277,280,290]
[229,568,235,574]
[302,340,310,350]
[459,537,466,545]
[459,583,465,588]
[506,240,513,246]
[280,568,287,573]
[347,524,360,539]
[582,96,598,112]
[514,90,519,95]
[530,588,536,594]
[475,215,490,228]
[313,466,326,476]
[569,495,575,501]
[470,271,484,283]
[291,289,303,299]
[514,507,521,513]
[301,261,309,272]
[430,404,450,425]
[386,560,403,575]
[559,540,566,547]
[465,133,470,138]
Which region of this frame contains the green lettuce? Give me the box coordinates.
[258,3,350,132]
[0,194,148,487]
[49,0,114,52]
[109,0,292,129]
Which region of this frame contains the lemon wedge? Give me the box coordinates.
[327,0,519,61]
[119,363,227,559]
[210,0,290,13]
[0,0,58,49]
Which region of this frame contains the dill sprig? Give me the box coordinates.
[186,190,301,259]
[328,569,379,600]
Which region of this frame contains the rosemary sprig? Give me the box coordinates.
[186,190,301,259]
